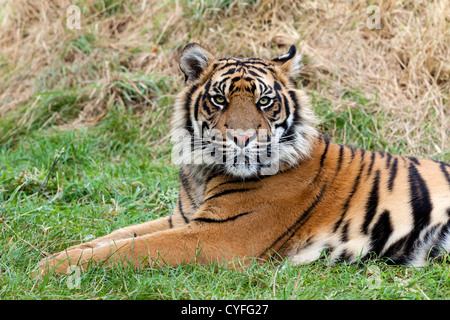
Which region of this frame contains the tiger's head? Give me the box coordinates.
[171,43,317,178]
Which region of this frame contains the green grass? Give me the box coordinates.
[312,90,449,162]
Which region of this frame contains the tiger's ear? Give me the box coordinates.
[179,43,216,83]
[271,45,303,79]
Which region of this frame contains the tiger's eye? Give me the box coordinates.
[214,96,226,104]
[259,97,270,105]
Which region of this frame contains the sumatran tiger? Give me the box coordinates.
[37,43,450,276]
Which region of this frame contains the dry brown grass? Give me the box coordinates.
[0,0,448,157]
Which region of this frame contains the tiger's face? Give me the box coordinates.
[171,43,317,178]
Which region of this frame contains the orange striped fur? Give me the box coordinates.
[37,44,450,275]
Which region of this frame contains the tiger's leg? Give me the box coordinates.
[58,217,171,251]
[44,206,189,258]
[37,220,268,275]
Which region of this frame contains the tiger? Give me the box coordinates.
[37,43,450,276]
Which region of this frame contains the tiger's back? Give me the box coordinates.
[271,136,450,266]
[175,133,450,267]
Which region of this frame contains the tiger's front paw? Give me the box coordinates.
[34,248,93,277]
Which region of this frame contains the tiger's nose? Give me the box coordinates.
[227,130,256,148]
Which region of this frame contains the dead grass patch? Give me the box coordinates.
[0,0,448,157]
